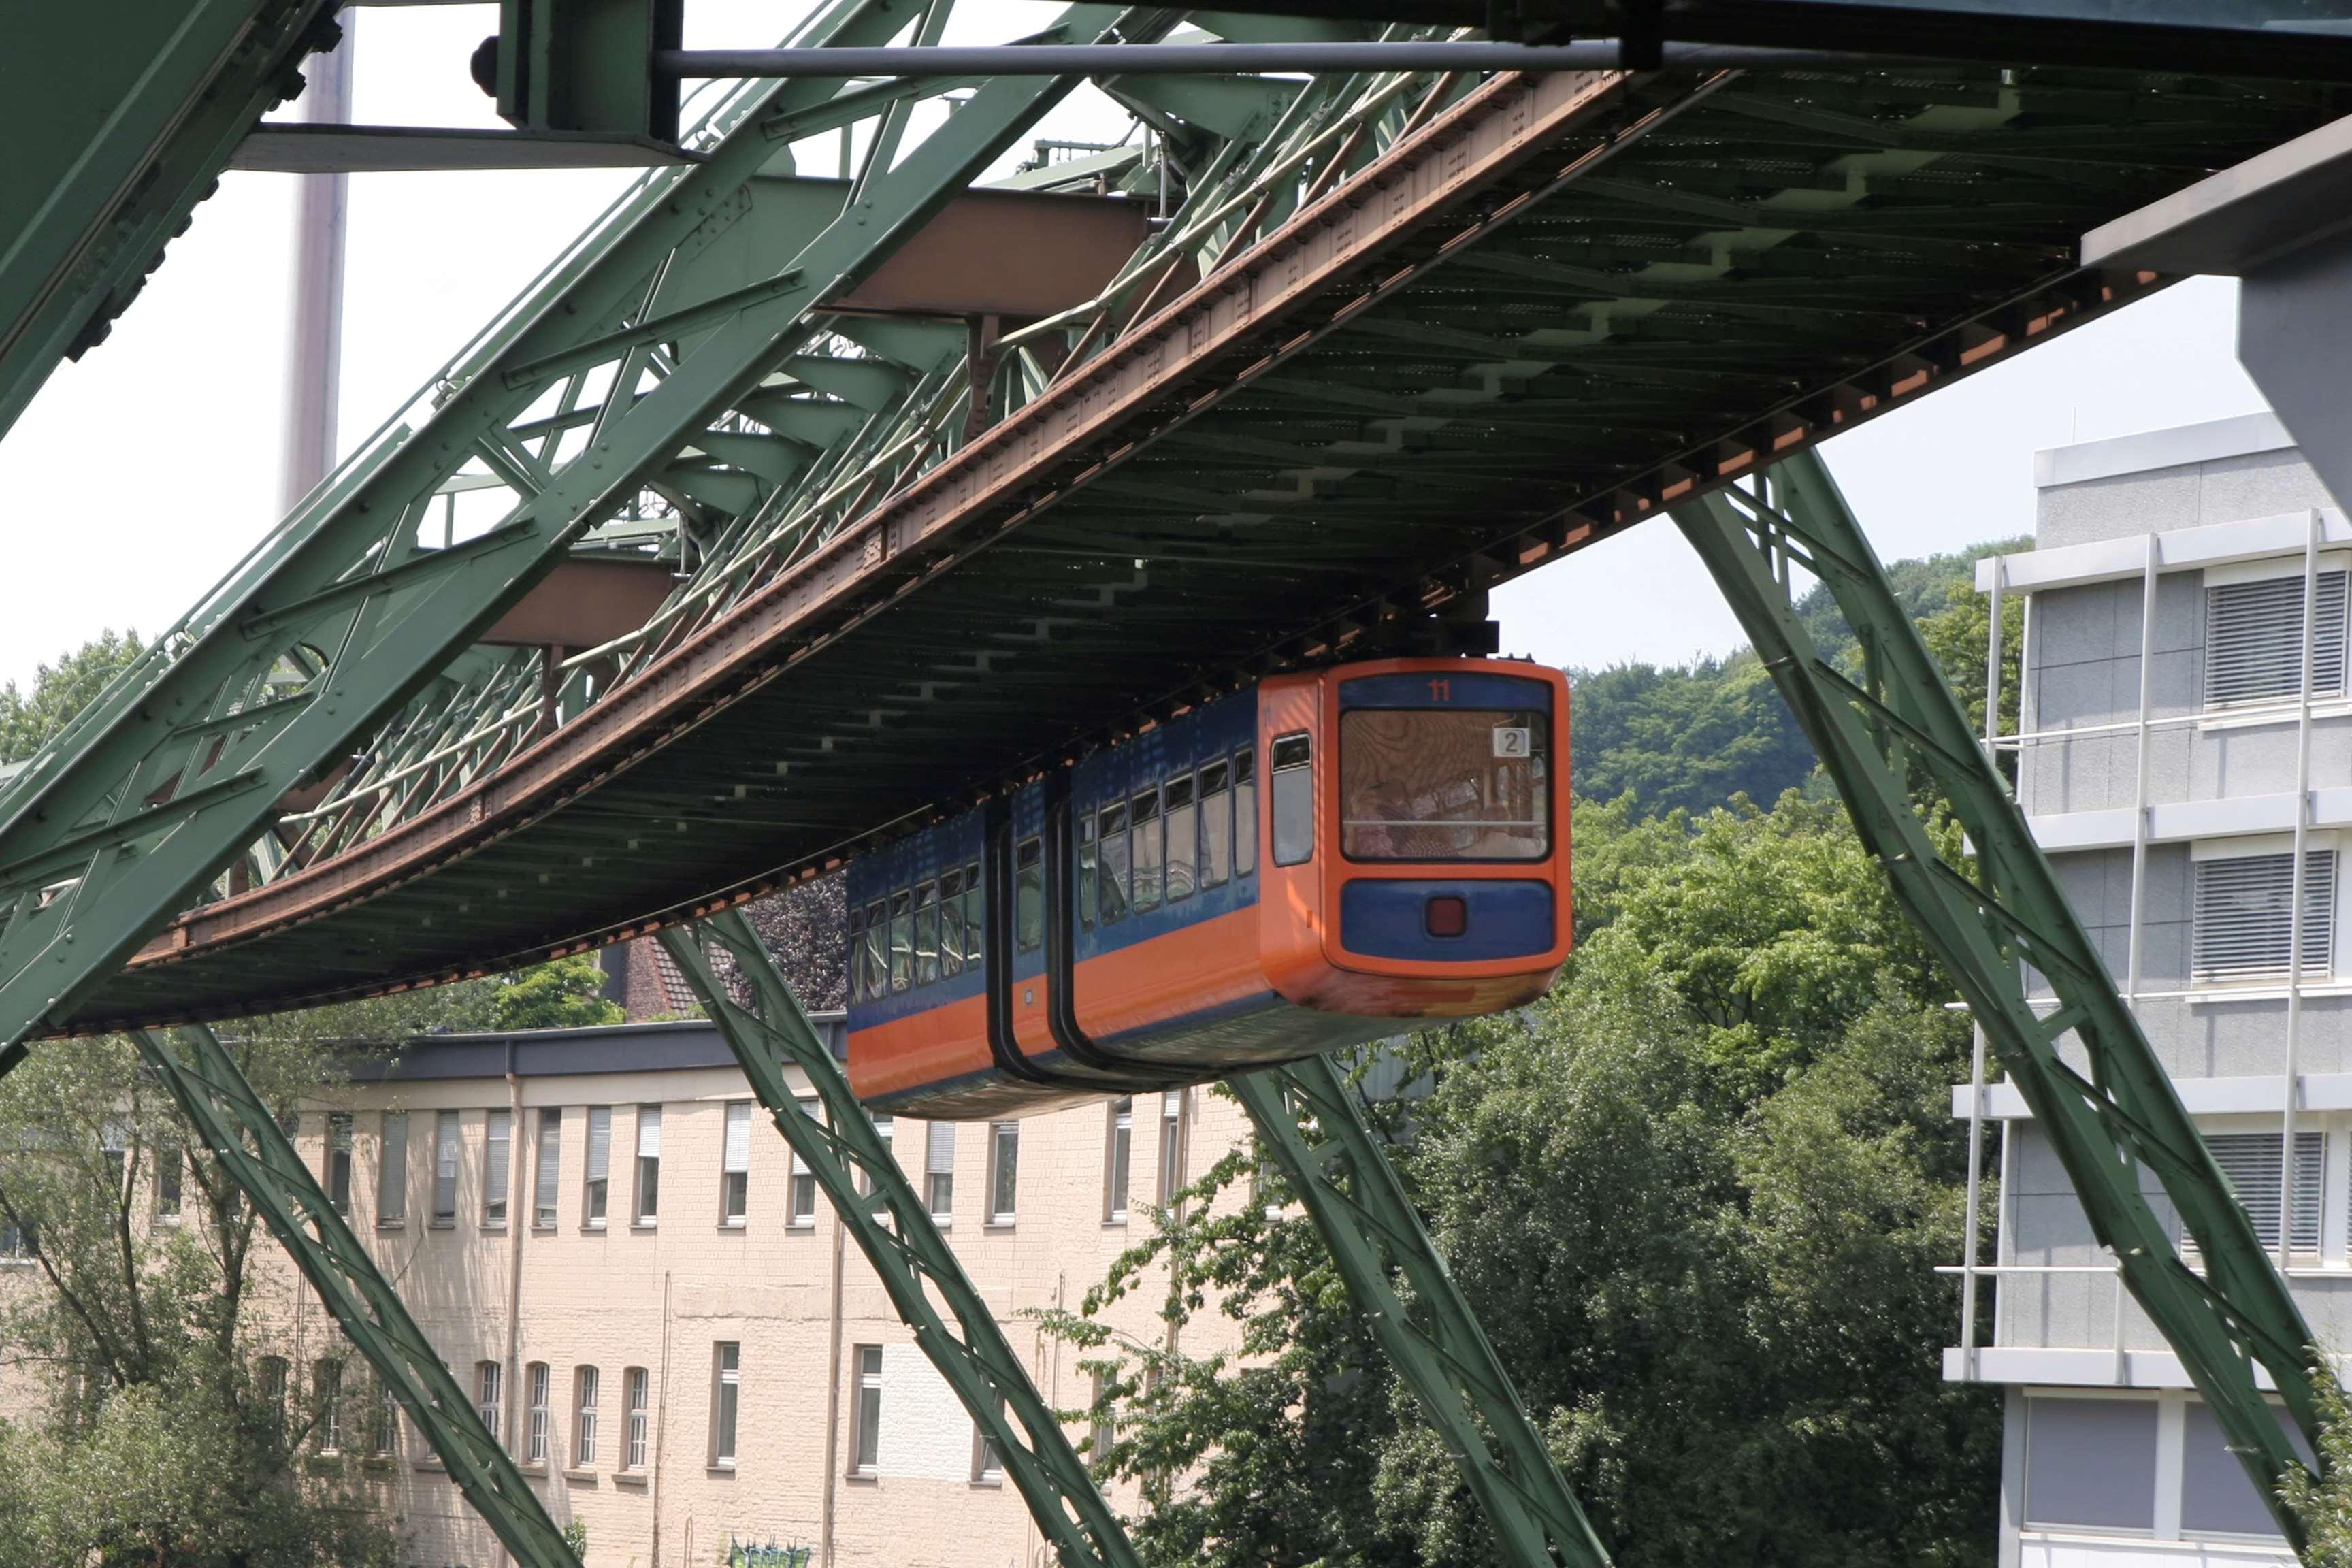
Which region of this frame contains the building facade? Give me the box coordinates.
[1961,410,2352,1565]
[151,1014,1245,1568]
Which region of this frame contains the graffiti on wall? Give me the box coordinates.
[728,1537,813,1568]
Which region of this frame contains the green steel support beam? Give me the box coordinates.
[0,0,1164,1062]
[127,1024,577,1568]
[1671,451,2325,1546]
[1229,1056,1612,1568]
[0,0,338,444]
[655,912,1141,1568]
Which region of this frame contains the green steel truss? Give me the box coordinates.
[0,0,338,444]
[1671,452,2325,1544]
[0,0,1183,1061]
[1232,1058,1611,1568]
[656,912,1141,1568]
[126,1024,577,1568]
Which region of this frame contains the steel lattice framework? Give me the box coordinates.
[7,9,2352,1561]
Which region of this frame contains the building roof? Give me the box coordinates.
[2034,410,2293,489]
[345,1013,849,1083]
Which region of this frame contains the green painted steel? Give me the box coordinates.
[1232,1057,1612,1568]
[0,0,337,444]
[655,913,1141,1568]
[127,1024,578,1568]
[1671,452,2324,1546]
[0,0,1166,1062]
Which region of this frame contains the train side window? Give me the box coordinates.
[888,891,913,993]
[1271,734,1312,866]
[913,882,941,987]
[848,905,868,1000]
[1131,789,1164,913]
[1097,804,1130,924]
[863,900,887,1001]
[964,860,984,962]
[1077,813,1098,930]
[1015,838,1044,952]
[1198,760,1231,889]
[1164,774,1197,902]
[939,870,964,978]
[1235,747,1257,875]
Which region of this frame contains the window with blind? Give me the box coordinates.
[2203,1132,2323,1254]
[926,1123,955,1224]
[533,1107,560,1228]
[635,1106,662,1224]
[584,1105,611,1227]
[721,1102,751,1225]
[790,1098,819,1228]
[2204,571,2349,707]
[2192,851,2336,983]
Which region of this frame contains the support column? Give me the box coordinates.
[128,1025,578,1568]
[1671,451,2323,1544]
[1230,1055,1612,1568]
[655,913,1140,1568]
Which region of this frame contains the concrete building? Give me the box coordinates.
[186,1011,1245,1568]
[1959,410,2352,1565]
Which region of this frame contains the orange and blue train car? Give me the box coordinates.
[844,657,1572,1117]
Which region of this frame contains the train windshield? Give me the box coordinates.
[1339,708,1550,861]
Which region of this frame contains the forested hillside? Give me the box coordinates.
[1565,538,2025,815]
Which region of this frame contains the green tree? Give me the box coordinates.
[1049,791,2000,1568]
[490,953,623,1031]
[0,629,143,765]
[0,1033,402,1567]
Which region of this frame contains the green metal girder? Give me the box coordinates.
[1670,451,2324,1546]
[127,1024,576,1568]
[0,0,1162,1062]
[655,912,1140,1568]
[1230,1056,1612,1568]
[0,0,335,444]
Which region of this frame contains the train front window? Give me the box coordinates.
[1097,804,1130,924]
[1165,774,1197,902]
[913,881,940,986]
[1015,836,1044,953]
[1199,760,1231,889]
[1132,789,1164,912]
[887,892,913,992]
[1271,734,1313,867]
[1339,708,1550,862]
[939,870,964,978]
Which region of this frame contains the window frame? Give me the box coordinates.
[634,1104,662,1226]
[1156,1090,1186,1207]
[533,1106,561,1229]
[987,1120,1019,1226]
[574,1365,602,1469]
[1015,836,1045,953]
[2202,559,2351,710]
[625,1367,650,1471]
[789,1096,819,1229]
[475,1360,502,1448]
[926,1121,956,1226]
[1270,732,1313,867]
[525,1361,551,1465]
[2190,838,2341,986]
[584,1105,612,1229]
[850,1344,883,1478]
[1130,788,1164,913]
[710,1342,740,1469]
[1199,757,1232,890]
[377,1111,408,1229]
[721,1100,751,1226]
[325,1111,354,1216]
[1105,1098,1132,1224]
[431,1109,461,1227]
[482,1108,511,1228]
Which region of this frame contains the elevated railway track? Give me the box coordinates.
[39,53,2348,1030]
[14,9,2352,1560]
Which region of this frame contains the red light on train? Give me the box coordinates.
[1424,896,1467,938]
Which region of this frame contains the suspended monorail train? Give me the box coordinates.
[844,658,1571,1117]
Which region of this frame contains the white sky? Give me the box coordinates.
[0,3,2274,691]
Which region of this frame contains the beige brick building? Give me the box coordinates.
[240,1013,1248,1568]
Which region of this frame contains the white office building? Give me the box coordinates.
[1959,410,2352,1565]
